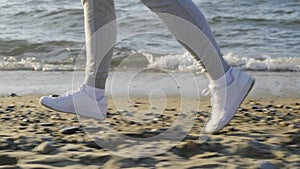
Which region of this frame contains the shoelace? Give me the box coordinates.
[201,84,215,96]
[201,87,211,96]
[54,87,82,99]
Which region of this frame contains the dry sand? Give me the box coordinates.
[0,95,300,169]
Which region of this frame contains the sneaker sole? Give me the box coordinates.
[39,99,76,115]
[39,98,106,120]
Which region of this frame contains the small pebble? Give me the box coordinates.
[0,154,18,165]
[60,126,81,134]
[1,116,11,120]
[252,105,260,109]
[40,136,53,142]
[7,105,16,109]
[288,124,298,129]
[256,161,277,169]
[279,122,288,127]
[9,93,18,97]
[22,118,29,122]
[153,118,159,122]
[40,123,54,127]
[150,129,158,132]
[128,120,136,125]
[33,142,56,154]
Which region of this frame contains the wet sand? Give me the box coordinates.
[0,95,299,168]
[1,71,300,98]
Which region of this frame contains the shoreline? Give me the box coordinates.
[0,70,300,99]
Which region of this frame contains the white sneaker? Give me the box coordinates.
[39,85,107,120]
[204,68,255,134]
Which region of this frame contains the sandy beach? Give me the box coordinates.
[1,0,299,168]
[0,94,299,169]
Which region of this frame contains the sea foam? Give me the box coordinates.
[145,52,300,72]
[0,52,299,72]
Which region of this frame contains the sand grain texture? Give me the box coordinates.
[0,95,299,168]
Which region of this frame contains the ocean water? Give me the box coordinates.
[0,0,299,72]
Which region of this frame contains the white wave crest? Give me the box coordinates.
[144,52,300,72]
[224,52,300,71]
[1,52,300,72]
[0,56,76,71]
[144,52,204,72]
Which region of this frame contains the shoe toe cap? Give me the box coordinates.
[39,96,54,105]
[204,121,219,134]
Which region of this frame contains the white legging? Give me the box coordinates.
[82,0,230,89]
